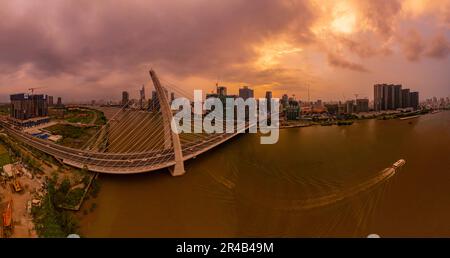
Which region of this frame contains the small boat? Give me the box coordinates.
[392,159,406,169]
[400,115,420,120]
[337,120,353,126]
[321,121,333,126]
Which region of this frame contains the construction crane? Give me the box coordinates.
[28,86,47,94]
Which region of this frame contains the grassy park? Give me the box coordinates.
[46,124,98,149]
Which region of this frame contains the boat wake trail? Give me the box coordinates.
[202,158,404,213]
[277,167,397,211]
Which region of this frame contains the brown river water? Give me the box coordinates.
[79,111,450,237]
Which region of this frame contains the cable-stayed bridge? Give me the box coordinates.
[0,70,266,176]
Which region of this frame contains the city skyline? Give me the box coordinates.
[0,1,449,102]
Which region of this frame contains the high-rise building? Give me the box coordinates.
[374,84,404,111]
[57,97,62,106]
[401,89,410,108]
[48,96,54,106]
[410,92,419,110]
[355,99,369,113]
[149,90,160,111]
[265,91,273,113]
[238,86,254,100]
[122,91,129,107]
[140,85,146,100]
[139,85,146,109]
[281,94,289,109]
[10,93,49,126]
[374,84,384,111]
[285,99,300,120]
[393,84,402,109]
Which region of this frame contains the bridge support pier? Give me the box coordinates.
[150,69,185,176]
[168,162,185,176]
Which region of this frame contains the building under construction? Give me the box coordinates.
[9,93,49,127]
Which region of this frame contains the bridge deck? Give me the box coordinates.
[0,120,248,174]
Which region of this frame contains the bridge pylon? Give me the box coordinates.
[149,69,185,176]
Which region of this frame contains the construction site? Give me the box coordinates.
[0,128,97,238]
[0,162,42,238]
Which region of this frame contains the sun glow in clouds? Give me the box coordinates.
[330,1,357,34]
[255,41,303,69]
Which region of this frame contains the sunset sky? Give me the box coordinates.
[0,0,449,103]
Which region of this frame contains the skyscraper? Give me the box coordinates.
[285,99,300,120]
[281,94,289,108]
[150,90,160,111]
[265,91,272,113]
[140,85,146,100]
[374,84,403,111]
[374,84,386,111]
[122,91,129,107]
[393,84,402,109]
[48,96,54,106]
[410,92,419,110]
[10,93,49,126]
[57,97,62,106]
[139,85,146,109]
[238,86,254,100]
[401,89,410,108]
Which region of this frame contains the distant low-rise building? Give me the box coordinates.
[239,86,254,100]
[345,100,355,114]
[325,103,339,115]
[355,99,369,113]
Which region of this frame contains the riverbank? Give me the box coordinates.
[0,131,97,238]
[280,109,440,129]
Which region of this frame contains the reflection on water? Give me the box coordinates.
[80,111,450,237]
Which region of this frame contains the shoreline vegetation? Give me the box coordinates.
[280,109,435,129]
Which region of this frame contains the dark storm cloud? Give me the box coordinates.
[354,0,402,38]
[0,0,316,80]
[426,34,450,59]
[401,29,426,62]
[327,53,369,73]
